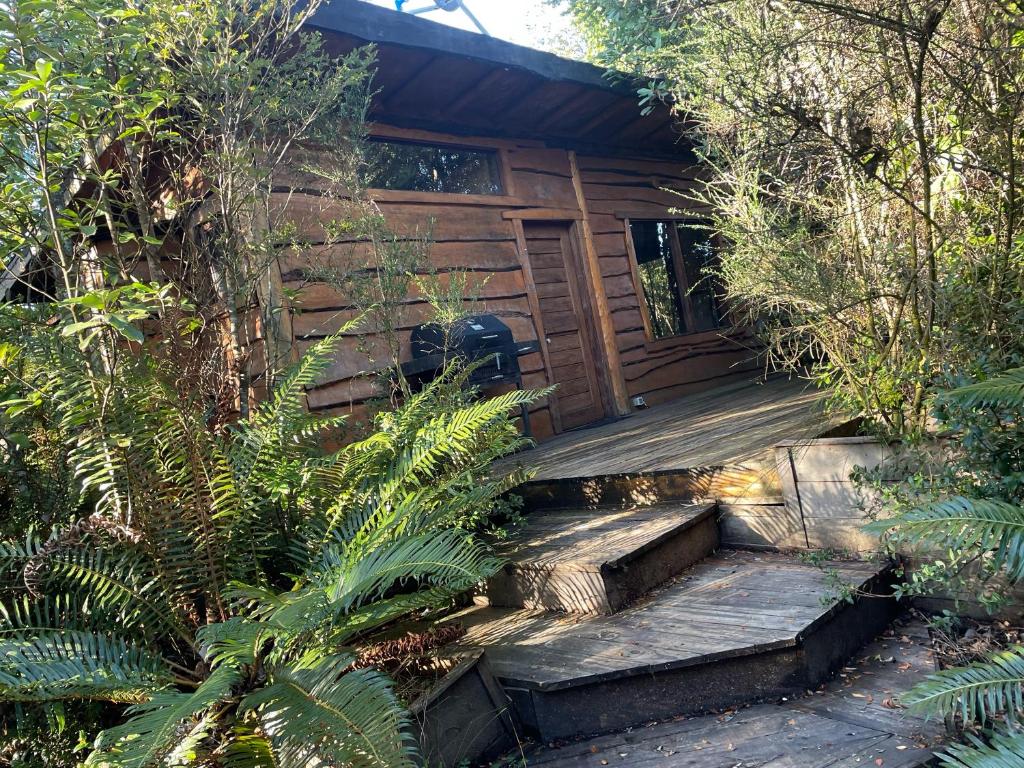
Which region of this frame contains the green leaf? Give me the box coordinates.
[239,656,416,768]
[867,497,1024,581]
[940,367,1024,411]
[0,631,169,703]
[34,59,53,82]
[89,664,241,768]
[106,316,143,343]
[60,320,101,337]
[938,726,1024,767]
[904,645,1024,725]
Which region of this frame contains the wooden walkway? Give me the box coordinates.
[501,376,831,482]
[519,617,944,767]
[457,550,885,691]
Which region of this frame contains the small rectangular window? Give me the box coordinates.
[363,138,503,195]
[628,219,726,340]
[629,220,686,338]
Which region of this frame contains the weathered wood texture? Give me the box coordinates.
[520,616,943,767]
[486,502,718,614]
[522,221,606,429]
[500,376,833,484]
[409,651,520,768]
[575,154,760,406]
[451,550,899,740]
[775,437,889,553]
[269,127,763,440]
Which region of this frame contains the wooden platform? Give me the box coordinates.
[485,502,718,614]
[520,617,943,767]
[452,550,898,741]
[502,376,831,483]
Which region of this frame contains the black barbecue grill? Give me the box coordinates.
[401,315,539,436]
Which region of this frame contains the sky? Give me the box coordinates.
[360,0,581,55]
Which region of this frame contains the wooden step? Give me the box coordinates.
[452,550,900,742]
[485,502,718,614]
[518,616,943,766]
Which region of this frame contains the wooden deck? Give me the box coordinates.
[502,375,831,482]
[459,551,883,691]
[520,616,943,767]
[452,550,898,740]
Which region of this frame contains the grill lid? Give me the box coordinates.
[410,314,514,359]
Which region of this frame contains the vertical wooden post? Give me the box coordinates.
[567,150,631,416]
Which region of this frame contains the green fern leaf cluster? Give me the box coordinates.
[878,368,1024,766]
[938,728,1024,768]
[905,646,1024,724]
[0,294,545,767]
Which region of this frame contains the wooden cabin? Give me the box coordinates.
[283,0,759,440]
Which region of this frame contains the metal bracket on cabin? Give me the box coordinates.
[395,0,490,36]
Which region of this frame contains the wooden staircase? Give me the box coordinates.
[451,483,901,745]
[485,502,718,614]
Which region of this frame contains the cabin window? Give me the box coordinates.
[628,219,725,339]
[363,138,504,195]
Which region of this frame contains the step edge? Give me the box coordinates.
[500,503,718,572]
[493,636,798,693]
[794,561,898,642]
[602,503,717,570]
[488,561,896,694]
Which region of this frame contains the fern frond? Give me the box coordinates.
[938,727,1024,767]
[197,618,279,668]
[0,593,109,635]
[903,645,1024,724]
[45,546,194,646]
[326,585,469,646]
[88,663,241,767]
[0,630,170,703]
[239,655,415,768]
[867,496,1024,581]
[220,725,280,768]
[941,367,1024,410]
[319,530,502,612]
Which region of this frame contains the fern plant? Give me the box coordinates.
[0,289,545,767]
[871,366,1024,765]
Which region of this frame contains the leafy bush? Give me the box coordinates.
[0,292,544,767]
[869,368,1024,763]
[564,0,1024,434]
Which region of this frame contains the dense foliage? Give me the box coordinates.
[0,0,375,416]
[566,0,1024,434]
[0,290,541,766]
[0,0,546,764]
[566,1,1024,762]
[864,369,1024,765]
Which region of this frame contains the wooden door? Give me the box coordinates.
[523,221,606,430]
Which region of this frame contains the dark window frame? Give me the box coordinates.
[626,217,728,342]
[363,136,506,196]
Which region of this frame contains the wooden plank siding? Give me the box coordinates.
[275,127,760,439]
[574,153,760,406]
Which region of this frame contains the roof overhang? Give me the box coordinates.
[308,0,688,157]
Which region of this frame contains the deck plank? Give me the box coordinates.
[499,503,712,566]
[456,550,885,689]
[519,617,943,767]
[500,376,833,482]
